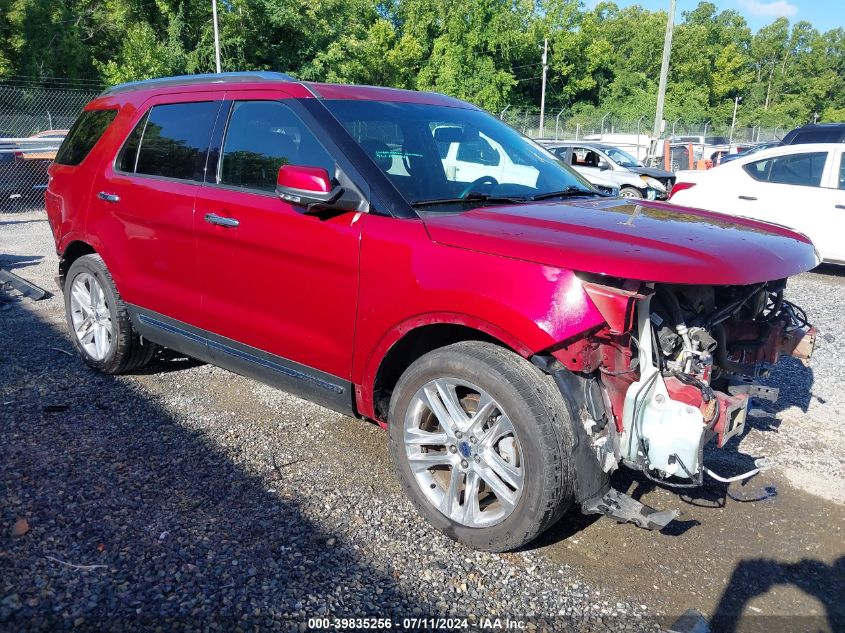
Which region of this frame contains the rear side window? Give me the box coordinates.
[116,110,149,173]
[134,102,220,181]
[219,101,334,192]
[744,152,827,187]
[54,109,117,166]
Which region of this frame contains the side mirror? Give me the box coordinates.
[276,165,343,208]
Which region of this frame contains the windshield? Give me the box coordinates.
[321,100,596,209]
[604,147,640,167]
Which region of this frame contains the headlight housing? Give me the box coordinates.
[641,175,666,192]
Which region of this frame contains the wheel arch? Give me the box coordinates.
[360,314,536,423]
[58,240,97,289]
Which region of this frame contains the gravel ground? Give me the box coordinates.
[1,212,657,631]
[2,211,843,632]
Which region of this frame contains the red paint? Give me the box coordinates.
[277,165,331,192]
[424,199,819,285]
[46,76,819,427]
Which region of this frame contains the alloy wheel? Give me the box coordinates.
[69,272,113,361]
[403,378,524,528]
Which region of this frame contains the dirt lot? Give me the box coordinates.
[1,211,843,632]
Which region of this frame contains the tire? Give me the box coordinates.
[388,341,575,551]
[620,186,644,199]
[64,254,158,374]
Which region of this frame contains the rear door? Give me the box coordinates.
[736,150,841,260]
[193,90,362,404]
[86,93,224,326]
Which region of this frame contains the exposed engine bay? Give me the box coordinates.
[550,276,816,514]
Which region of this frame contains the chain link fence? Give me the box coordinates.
[499,106,786,162]
[0,79,797,213]
[1,83,101,212]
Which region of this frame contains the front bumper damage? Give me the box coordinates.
[537,288,816,531]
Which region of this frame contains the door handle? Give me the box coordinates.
[97,191,120,203]
[204,213,240,228]
[738,195,757,201]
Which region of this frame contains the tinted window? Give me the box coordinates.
[116,110,149,173]
[135,102,219,181]
[744,152,827,187]
[219,101,334,192]
[54,109,117,166]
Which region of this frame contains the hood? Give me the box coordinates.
[628,165,675,179]
[423,199,819,285]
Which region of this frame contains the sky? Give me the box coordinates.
[585,0,844,33]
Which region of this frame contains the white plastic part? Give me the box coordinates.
[620,295,706,478]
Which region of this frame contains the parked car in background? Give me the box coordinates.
[47,72,817,552]
[541,141,675,199]
[717,140,780,165]
[671,135,731,164]
[670,143,845,263]
[781,123,845,145]
[0,129,67,207]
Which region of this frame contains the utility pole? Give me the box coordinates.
[211,0,222,73]
[648,0,676,163]
[539,38,548,138]
[729,95,742,144]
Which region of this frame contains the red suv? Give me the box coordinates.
[47,72,818,551]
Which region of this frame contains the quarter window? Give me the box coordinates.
[134,102,220,182]
[219,101,334,192]
[54,109,117,166]
[744,152,827,187]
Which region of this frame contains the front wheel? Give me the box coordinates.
[620,185,644,199]
[388,341,575,551]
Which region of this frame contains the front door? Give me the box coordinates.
[193,91,362,403]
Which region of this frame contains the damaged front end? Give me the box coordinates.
[540,275,816,529]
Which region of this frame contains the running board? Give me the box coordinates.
[581,488,679,530]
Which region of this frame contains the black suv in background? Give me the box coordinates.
[782,123,845,145]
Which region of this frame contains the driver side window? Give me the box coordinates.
[219,101,334,193]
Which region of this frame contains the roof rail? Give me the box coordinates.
[100,71,296,96]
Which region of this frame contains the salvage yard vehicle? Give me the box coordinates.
[47,72,817,551]
[0,129,67,207]
[541,140,675,199]
[670,143,845,264]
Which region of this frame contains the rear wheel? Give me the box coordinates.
[388,341,575,551]
[64,254,157,374]
[620,185,644,199]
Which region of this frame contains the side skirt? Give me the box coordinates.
[127,305,357,416]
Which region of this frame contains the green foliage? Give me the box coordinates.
[0,0,843,129]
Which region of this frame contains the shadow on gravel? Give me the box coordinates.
[0,253,44,271]
[1,303,430,630]
[811,264,845,278]
[711,556,845,633]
